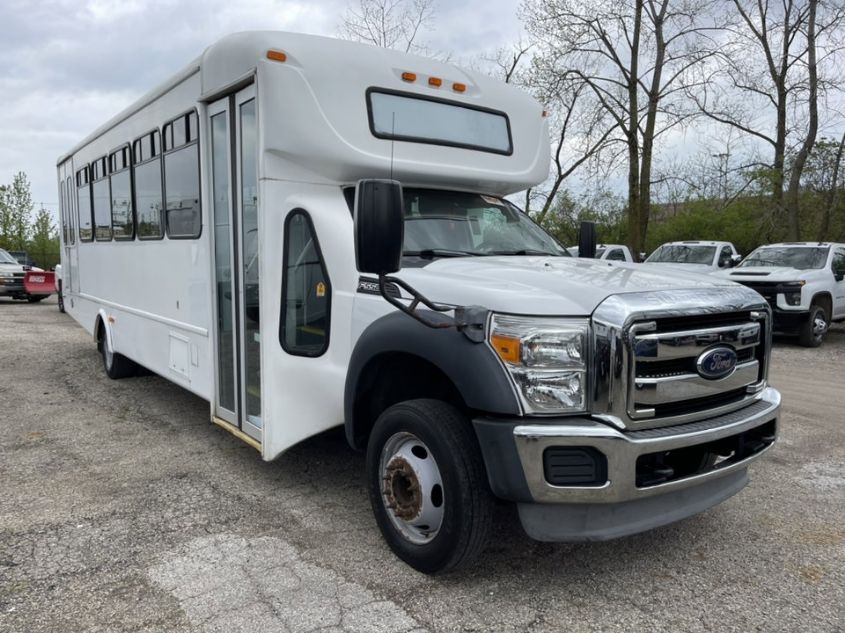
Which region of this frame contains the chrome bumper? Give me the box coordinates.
[513,387,780,504]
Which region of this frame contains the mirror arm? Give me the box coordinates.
[378,275,489,342]
[379,274,453,329]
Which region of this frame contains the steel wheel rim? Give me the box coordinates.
[379,431,445,545]
[813,314,827,337]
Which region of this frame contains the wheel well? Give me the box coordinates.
[350,352,468,450]
[811,292,832,317]
[94,315,106,349]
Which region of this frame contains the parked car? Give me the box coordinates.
[566,243,636,262]
[0,248,49,302]
[719,242,845,347]
[644,241,741,273]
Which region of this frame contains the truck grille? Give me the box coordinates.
[628,312,766,423]
[591,288,771,430]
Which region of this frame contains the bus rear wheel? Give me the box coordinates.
[98,324,138,379]
[366,399,493,574]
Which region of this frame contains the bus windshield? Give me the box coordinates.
[646,244,716,265]
[738,246,829,270]
[401,189,566,259]
[0,249,19,264]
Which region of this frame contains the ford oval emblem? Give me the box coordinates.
[696,347,738,380]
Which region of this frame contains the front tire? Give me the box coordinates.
[366,399,493,574]
[98,324,138,379]
[799,304,828,347]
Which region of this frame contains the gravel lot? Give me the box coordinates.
[1,297,843,632]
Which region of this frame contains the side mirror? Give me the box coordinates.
[577,221,597,259]
[354,179,404,275]
[834,268,845,282]
[731,254,742,267]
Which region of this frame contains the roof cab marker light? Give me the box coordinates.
[428,77,443,87]
[401,71,417,82]
[266,50,287,62]
[452,82,467,93]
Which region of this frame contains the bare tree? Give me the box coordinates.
[522,0,720,255]
[690,0,844,240]
[339,0,436,54]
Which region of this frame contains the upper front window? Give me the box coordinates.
[400,189,566,260]
[646,244,716,265]
[368,89,512,155]
[738,246,830,270]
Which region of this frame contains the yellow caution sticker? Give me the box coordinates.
[316,281,326,297]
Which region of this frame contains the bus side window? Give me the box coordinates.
[66,176,76,244]
[76,166,93,242]
[110,145,134,240]
[280,210,331,357]
[163,112,201,239]
[92,157,112,241]
[133,130,165,239]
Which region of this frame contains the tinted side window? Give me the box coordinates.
[164,144,201,238]
[718,246,732,268]
[92,157,111,241]
[281,211,331,356]
[110,146,133,240]
[607,248,625,261]
[834,250,845,275]
[163,111,201,239]
[77,167,93,242]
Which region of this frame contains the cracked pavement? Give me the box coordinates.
[1,297,844,632]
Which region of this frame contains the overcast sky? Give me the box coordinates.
[0,0,523,215]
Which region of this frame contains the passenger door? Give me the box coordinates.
[208,86,262,441]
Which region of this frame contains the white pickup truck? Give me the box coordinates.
[644,241,741,273]
[719,242,845,346]
[0,248,50,302]
[566,243,636,262]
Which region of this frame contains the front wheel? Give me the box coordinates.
[799,304,828,347]
[366,399,493,574]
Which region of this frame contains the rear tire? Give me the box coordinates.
[366,399,493,574]
[799,304,828,347]
[98,324,138,379]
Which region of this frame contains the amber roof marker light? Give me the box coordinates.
[266,50,287,62]
[401,71,417,82]
[452,82,467,93]
[428,77,443,87]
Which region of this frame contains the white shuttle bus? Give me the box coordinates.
[57,32,781,573]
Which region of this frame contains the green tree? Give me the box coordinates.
[0,171,33,251]
[28,206,60,270]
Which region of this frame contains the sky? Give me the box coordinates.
[0,0,524,217]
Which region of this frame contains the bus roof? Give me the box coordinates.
[60,32,550,194]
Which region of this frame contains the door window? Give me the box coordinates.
[718,246,733,268]
[281,211,331,356]
[606,248,625,261]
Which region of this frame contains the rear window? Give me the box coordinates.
[367,89,512,155]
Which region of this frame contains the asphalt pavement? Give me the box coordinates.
[1,297,843,632]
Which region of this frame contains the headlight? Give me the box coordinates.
[782,281,804,306]
[489,315,589,414]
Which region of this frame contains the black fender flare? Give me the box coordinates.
[344,310,520,449]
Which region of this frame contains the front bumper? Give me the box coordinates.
[771,308,810,335]
[473,387,780,539]
[0,282,24,296]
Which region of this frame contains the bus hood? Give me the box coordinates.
[397,256,737,315]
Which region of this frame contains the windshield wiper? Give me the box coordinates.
[402,249,484,259]
[488,249,560,256]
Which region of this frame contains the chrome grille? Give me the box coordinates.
[629,318,765,420]
[591,287,772,431]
